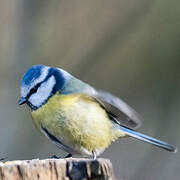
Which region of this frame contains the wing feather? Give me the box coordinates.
[92,90,142,129]
[61,76,142,129]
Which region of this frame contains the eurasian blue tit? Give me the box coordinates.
[19,65,177,159]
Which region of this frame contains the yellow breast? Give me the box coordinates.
[31,93,112,154]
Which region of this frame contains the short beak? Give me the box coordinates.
[18,97,27,105]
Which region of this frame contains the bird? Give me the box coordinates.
[19,65,177,159]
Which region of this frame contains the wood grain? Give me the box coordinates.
[0,158,115,180]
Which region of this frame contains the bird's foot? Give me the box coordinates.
[50,155,60,159]
[64,153,72,158]
[0,157,7,161]
[49,154,72,159]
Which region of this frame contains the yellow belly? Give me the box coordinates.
[31,93,115,155]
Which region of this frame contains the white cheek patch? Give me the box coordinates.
[29,76,56,108]
[21,66,50,98]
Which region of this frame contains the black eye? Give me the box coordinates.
[26,83,41,99]
[30,87,38,94]
[30,83,41,94]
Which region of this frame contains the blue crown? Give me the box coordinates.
[21,65,45,86]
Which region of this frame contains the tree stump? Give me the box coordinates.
[0,158,115,180]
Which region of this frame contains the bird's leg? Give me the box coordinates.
[92,151,96,160]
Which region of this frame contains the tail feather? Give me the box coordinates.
[120,126,177,153]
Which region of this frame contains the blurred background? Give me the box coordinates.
[0,0,180,179]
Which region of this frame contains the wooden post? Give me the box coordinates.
[0,158,115,180]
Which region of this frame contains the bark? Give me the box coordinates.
[0,158,115,180]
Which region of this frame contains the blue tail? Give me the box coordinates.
[120,126,177,152]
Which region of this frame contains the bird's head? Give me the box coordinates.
[19,65,70,110]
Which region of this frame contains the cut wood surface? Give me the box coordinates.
[0,158,115,180]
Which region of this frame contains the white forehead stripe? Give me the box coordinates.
[28,76,56,108]
[21,66,50,98]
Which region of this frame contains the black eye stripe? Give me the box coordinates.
[25,73,51,100]
[25,68,60,101]
[30,83,40,93]
[26,83,41,99]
